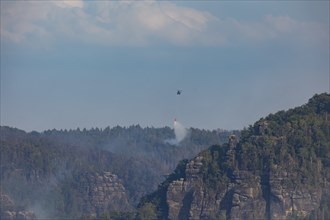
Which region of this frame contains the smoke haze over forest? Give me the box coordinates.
[0,2,329,218]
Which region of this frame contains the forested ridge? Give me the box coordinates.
[1,93,329,219]
[139,93,330,220]
[0,124,237,219]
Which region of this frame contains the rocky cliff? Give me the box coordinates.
[140,93,330,220]
[0,169,131,219]
[0,189,36,220]
[77,171,132,218]
[165,142,326,220]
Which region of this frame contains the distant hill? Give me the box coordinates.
[0,123,237,219]
[139,93,330,220]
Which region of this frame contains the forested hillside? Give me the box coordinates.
[2,93,328,220]
[0,124,237,219]
[139,93,330,220]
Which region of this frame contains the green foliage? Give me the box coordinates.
[137,203,157,220]
[235,94,330,183]
[305,193,330,220]
[206,212,226,220]
[199,145,230,189]
[95,211,136,220]
[141,93,330,219]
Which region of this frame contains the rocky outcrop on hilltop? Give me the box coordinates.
[165,143,326,219]
[139,93,330,220]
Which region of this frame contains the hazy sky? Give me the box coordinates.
[1,1,329,132]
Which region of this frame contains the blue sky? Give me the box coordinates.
[1,1,329,132]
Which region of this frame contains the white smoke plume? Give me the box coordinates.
[165,119,188,145]
[174,119,187,142]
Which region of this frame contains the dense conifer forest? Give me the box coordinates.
[1,123,237,219]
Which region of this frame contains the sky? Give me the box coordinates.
[0,0,329,132]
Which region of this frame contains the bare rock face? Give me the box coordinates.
[268,167,322,219]
[229,170,265,220]
[165,141,328,220]
[0,190,36,220]
[166,156,266,220]
[77,171,132,218]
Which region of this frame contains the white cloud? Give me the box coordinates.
[160,2,214,31]
[0,1,52,44]
[52,0,84,9]
[265,15,297,33]
[0,1,328,47]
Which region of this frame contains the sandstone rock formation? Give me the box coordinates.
[77,171,132,218]
[165,141,327,220]
[152,93,330,220]
[0,190,36,220]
